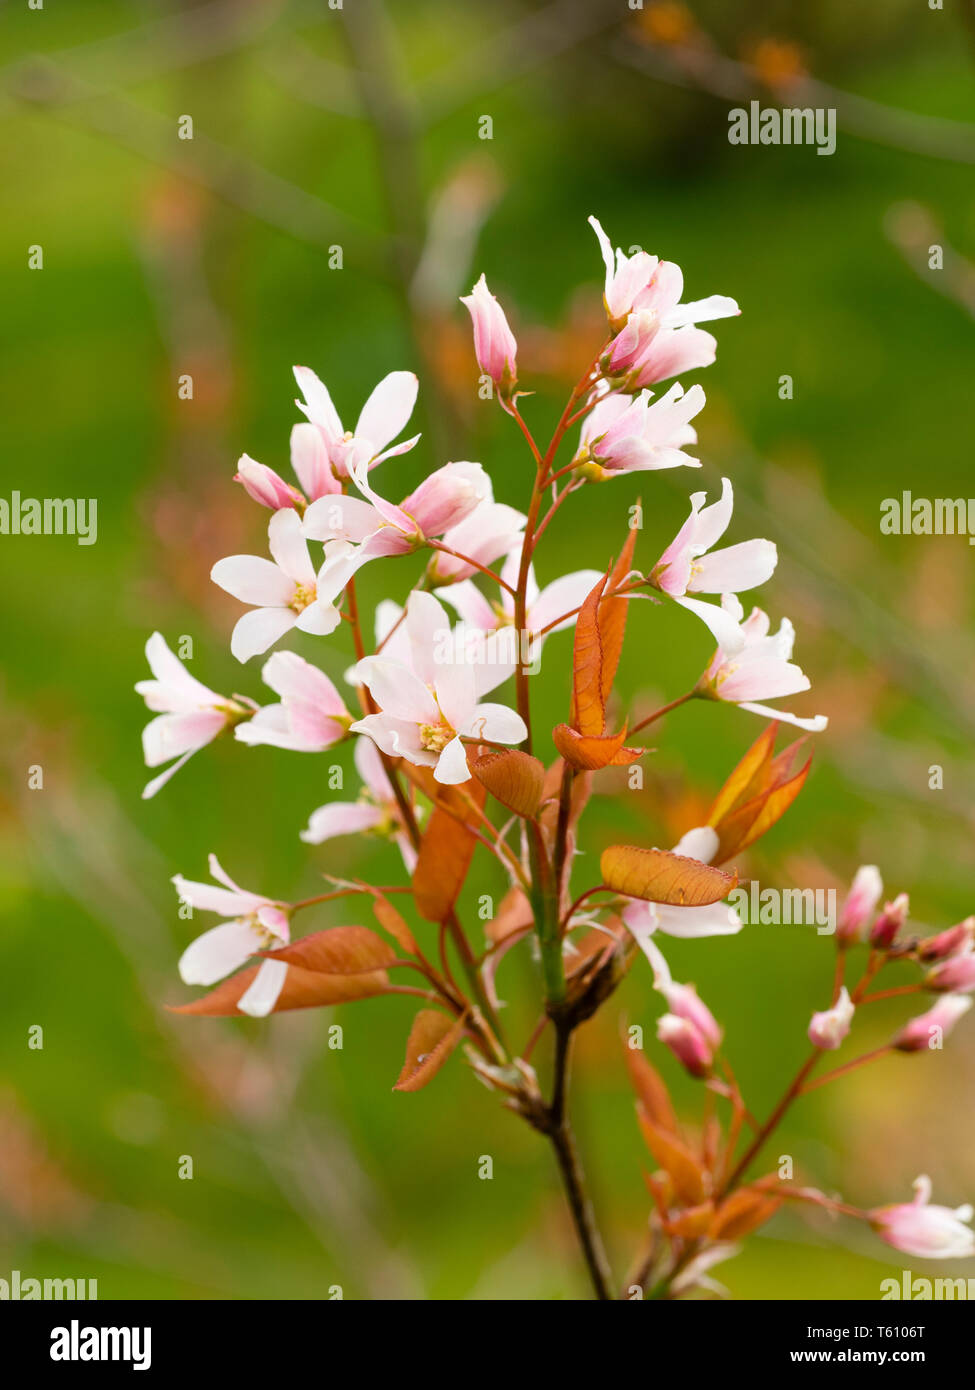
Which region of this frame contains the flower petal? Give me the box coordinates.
[179,918,257,985]
[230,607,298,663]
[211,555,294,607]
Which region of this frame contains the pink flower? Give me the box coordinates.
[575,384,705,479]
[657,1014,714,1078]
[893,994,972,1052]
[234,455,305,511]
[650,477,777,647]
[235,651,350,752]
[301,737,418,872]
[870,1175,975,1259]
[460,274,517,399]
[350,592,527,785]
[659,980,722,1049]
[211,509,344,663]
[589,215,739,334]
[427,498,526,584]
[926,947,975,994]
[869,892,909,948]
[622,826,741,967]
[698,596,828,732]
[918,918,975,962]
[836,864,883,947]
[808,986,854,1050]
[136,633,248,800]
[606,318,722,390]
[293,367,420,483]
[173,855,291,1017]
[302,461,492,591]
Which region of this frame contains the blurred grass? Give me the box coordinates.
[2,0,974,1299]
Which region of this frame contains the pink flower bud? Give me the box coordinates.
[836,864,883,947]
[926,949,975,994]
[893,994,971,1052]
[657,1013,713,1078]
[807,986,854,1050]
[869,892,909,949]
[402,461,491,538]
[460,274,517,398]
[870,1175,975,1259]
[659,980,722,1048]
[235,455,303,511]
[918,918,975,962]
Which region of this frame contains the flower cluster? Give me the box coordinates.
[134,216,969,1299]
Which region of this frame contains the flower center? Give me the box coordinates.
[248,915,281,950]
[419,720,455,753]
[290,583,316,613]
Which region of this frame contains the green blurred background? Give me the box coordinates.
[2,0,975,1300]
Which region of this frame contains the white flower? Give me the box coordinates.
[210,509,344,662]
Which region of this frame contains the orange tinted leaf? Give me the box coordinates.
[600,845,735,905]
[471,749,544,818]
[552,723,645,770]
[266,925,396,974]
[371,895,417,955]
[412,779,487,923]
[487,886,533,946]
[625,1045,679,1135]
[715,757,811,862]
[598,524,639,707]
[637,1111,711,1205]
[668,1202,716,1238]
[393,1009,468,1092]
[571,574,608,737]
[708,722,778,826]
[170,962,390,1016]
[710,1189,782,1241]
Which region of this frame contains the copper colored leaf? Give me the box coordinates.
[637,1111,711,1206]
[393,1009,468,1092]
[170,962,390,1016]
[715,757,811,863]
[487,886,533,945]
[600,845,735,905]
[709,1189,782,1241]
[598,524,638,707]
[371,895,417,956]
[625,1045,679,1135]
[552,722,643,771]
[668,1202,716,1238]
[412,778,487,923]
[266,925,396,975]
[571,574,608,737]
[471,749,544,818]
[708,722,778,826]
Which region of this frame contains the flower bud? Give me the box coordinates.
[659,980,722,1048]
[892,994,971,1052]
[869,892,909,949]
[657,1013,713,1078]
[460,275,517,400]
[870,1175,975,1259]
[234,454,304,511]
[925,949,975,994]
[807,986,854,1050]
[836,864,883,947]
[917,918,975,962]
